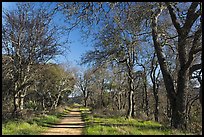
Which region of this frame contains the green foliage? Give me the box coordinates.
[2,112,62,135]
[28,115,60,127]
[83,112,192,135]
[86,125,120,135]
[26,101,38,110]
[2,121,47,135]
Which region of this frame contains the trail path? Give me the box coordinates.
[41,108,85,135]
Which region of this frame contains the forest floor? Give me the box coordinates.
[2,104,195,135]
[41,107,85,135]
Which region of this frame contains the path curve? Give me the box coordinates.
[41,108,85,135]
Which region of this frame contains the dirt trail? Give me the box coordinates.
[41,108,85,135]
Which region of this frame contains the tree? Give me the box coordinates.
[2,3,63,117]
[57,2,202,130]
[50,65,76,110]
[150,53,161,122]
[77,69,93,107]
[189,63,202,106]
[151,2,202,129]
[80,21,140,118]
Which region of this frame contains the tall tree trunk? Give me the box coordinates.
[84,97,87,107]
[127,70,134,118]
[144,78,149,116]
[154,93,159,122]
[165,2,201,129]
[13,83,21,117]
[167,97,172,125]
[150,53,160,122]
[151,6,178,129]
[151,5,189,129]
[127,90,133,118]
[131,93,135,117]
[13,92,20,113]
[83,89,88,107]
[171,69,187,129]
[118,93,121,110]
[199,84,202,106]
[153,83,159,122]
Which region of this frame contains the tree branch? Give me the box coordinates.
[165,2,181,34]
[189,63,202,76]
[185,25,202,69]
[182,2,200,34]
[151,5,176,99]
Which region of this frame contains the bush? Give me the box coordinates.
[25,101,38,110]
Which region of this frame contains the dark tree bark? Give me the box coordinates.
[140,65,149,117]
[150,53,160,122]
[151,2,201,129]
[126,59,135,119]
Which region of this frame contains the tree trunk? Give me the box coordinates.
[19,92,24,110]
[171,69,187,129]
[13,92,22,118]
[142,88,145,110]
[154,95,159,122]
[151,6,188,129]
[153,83,159,122]
[144,78,149,116]
[127,63,134,119]
[82,87,88,107]
[42,95,46,111]
[150,53,160,122]
[127,90,133,118]
[84,96,88,107]
[52,92,62,110]
[171,97,186,129]
[199,85,202,106]
[101,79,105,108]
[152,76,159,122]
[13,82,21,118]
[131,93,135,117]
[14,92,20,112]
[117,93,121,110]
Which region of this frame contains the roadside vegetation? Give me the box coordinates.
[81,106,192,135]
[2,106,70,135]
[2,2,202,135]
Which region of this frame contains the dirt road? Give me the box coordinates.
[42,108,85,135]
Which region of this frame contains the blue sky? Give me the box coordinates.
[2,2,93,70]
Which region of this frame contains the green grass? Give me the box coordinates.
[82,110,192,135]
[2,120,47,135]
[2,111,63,135]
[28,114,60,127]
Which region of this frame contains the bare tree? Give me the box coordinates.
[151,2,202,129]
[57,2,202,130]
[77,70,93,107]
[2,3,63,117]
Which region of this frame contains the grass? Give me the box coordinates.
[3,105,192,135]
[81,107,192,135]
[28,114,60,127]
[2,110,65,135]
[2,120,47,135]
